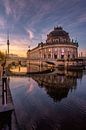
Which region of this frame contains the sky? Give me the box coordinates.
[0,0,86,57]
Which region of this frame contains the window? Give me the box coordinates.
[61,55,64,59]
[49,49,51,52]
[54,54,57,59]
[44,54,46,59]
[48,54,51,59]
[72,54,75,59]
[68,54,70,59]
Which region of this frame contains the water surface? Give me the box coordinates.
[9,70,86,130]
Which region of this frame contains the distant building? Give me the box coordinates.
[27,26,78,63]
[78,49,86,57]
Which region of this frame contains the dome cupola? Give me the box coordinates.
[46,26,70,44]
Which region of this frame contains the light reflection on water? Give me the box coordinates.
[11,64,53,74]
[10,66,27,73]
[9,69,86,130]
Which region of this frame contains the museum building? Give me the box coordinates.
[27,26,78,62]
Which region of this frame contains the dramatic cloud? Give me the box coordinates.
[3,0,13,15]
[0,0,86,56]
[78,14,86,23]
[0,17,6,28]
[26,29,34,39]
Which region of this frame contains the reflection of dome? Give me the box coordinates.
[46,26,70,44]
[47,87,69,102]
[31,71,82,102]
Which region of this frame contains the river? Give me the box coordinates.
[9,68,86,130]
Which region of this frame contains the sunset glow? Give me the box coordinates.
[0,0,86,56]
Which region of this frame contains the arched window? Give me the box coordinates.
[54,54,57,59]
[48,54,51,59]
[68,51,70,59]
[61,54,64,59]
[72,54,75,59]
[44,54,46,59]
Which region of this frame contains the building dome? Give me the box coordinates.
[46,26,70,44]
[49,26,68,37]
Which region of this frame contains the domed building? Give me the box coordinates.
[27,26,78,66]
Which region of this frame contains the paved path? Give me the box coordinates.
[0,78,19,130]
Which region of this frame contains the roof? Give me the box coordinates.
[48,26,69,37]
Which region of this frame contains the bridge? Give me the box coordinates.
[5,57,27,67]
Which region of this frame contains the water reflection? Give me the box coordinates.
[10,66,27,73]
[32,70,83,102]
[10,64,53,75]
[27,64,52,73]
[9,69,86,130]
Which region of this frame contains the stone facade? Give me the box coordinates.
[27,26,78,62]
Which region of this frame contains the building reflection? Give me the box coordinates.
[32,70,83,102]
[27,64,52,73]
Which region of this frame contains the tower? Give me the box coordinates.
[7,32,10,55]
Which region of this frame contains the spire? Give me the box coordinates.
[7,31,10,55]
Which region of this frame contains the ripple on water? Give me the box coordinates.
[9,72,86,130]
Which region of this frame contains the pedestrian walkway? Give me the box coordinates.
[0,78,19,130]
